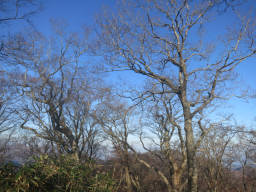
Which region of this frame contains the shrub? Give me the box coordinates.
[0,155,117,192]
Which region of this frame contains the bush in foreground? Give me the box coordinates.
[0,155,117,192]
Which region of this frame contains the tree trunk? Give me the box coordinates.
[185,117,197,192]
[71,141,80,161]
[124,166,133,192]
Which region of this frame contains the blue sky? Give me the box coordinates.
[8,0,256,127]
[35,0,116,32]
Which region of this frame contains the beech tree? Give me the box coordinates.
[97,0,256,191]
[5,26,103,161]
[197,124,236,191]
[97,100,140,192]
[138,86,187,192]
[0,0,42,156]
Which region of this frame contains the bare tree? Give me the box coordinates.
[0,0,42,59]
[197,124,236,192]
[0,0,42,161]
[0,72,16,134]
[97,0,256,191]
[97,99,141,192]
[5,26,103,161]
[229,130,256,192]
[137,85,187,192]
[0,71,19,162]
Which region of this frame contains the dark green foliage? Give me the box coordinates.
[0,155,117,192]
